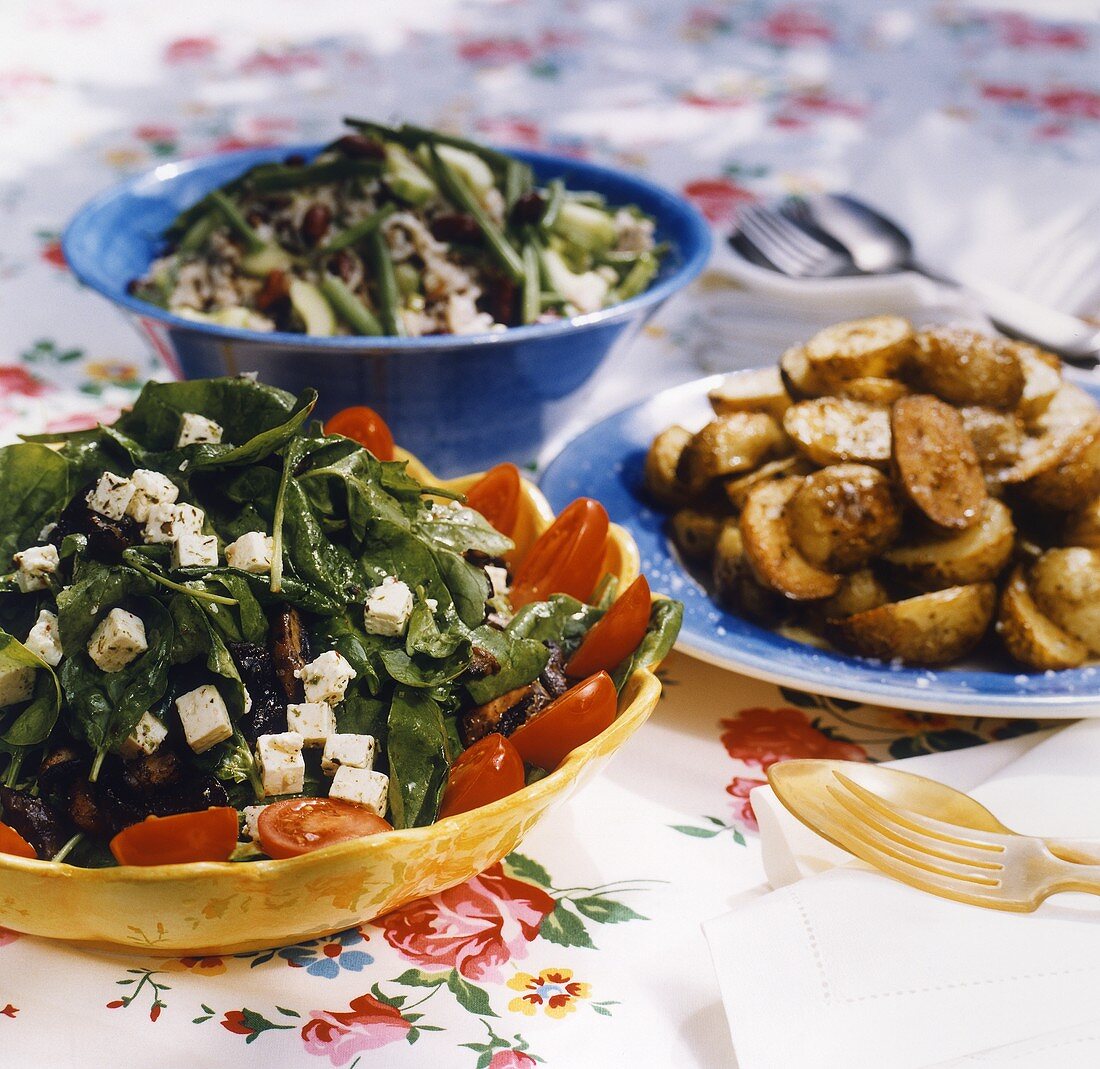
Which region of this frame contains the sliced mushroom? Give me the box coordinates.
[269,605,311,703]
[1,785,71,858]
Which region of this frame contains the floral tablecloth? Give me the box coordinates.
[0,1,1096,1065]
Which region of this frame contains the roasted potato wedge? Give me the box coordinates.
[828,583,996,665]
[787,464,901,571]
[1028,381,1098,437]
[959,407,1024,476]
[838,377,910,405]
[1064,497,1100,548]
[712,520,744,607]
[1030,547,1100,654]
[724,456,804,511]
[779,345,827,399]
[882,499,1015,589]
[709,367,791,421]
[740,478,841,601]
[677,413,786,493]
[892,394,986,530]
[1014,343,1062,422]
[644,424,692,508]
[911,327,1024,409]
[783,398,891,467]
[670,508,726,562]
[998,565,1087,670]
[817,568,890,621]
[1016,417,1100,511]
[803,315,913,382]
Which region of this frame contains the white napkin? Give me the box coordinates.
[704,721,1100,1069]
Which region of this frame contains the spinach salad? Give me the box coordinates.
[0,376,680,867]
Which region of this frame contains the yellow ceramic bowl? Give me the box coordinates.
[0,459,661,955]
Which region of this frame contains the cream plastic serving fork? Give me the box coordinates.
[767,759,1100,912]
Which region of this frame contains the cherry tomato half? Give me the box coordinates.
[567,575,652,679]
[258,797,393,860]
[511,497,609,608]
[109,807,238,866]
[438,733,525,820]
[465,463,522,537]
[0,820,36,860]
[325,406,395,461]
[508,671,617,771]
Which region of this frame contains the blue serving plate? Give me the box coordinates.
[541,372,1100,718]
[63,144,710,477]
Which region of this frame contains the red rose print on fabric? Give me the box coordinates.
[720,707,868,769]
[164,37,217,64]
[756,6,835,47]
[375,862,555,982]
[301,993,411,1063]
[0,367,46,397]
[726,775,767,831]
[682,178,755,225]
[489,1051,538,1069]
[459,38,534,66]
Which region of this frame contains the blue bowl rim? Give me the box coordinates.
[62,143,713,353]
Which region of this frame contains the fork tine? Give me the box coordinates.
[736,210,811,275]
[739,204,822,266]
[826,785,1004,877]
[833,774,1006,855]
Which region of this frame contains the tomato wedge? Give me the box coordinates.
[508,671,617,771]
[258,797,393,860]
[109,807,238,866]
[325,405,395,461]
[438,733,525,820]
[511,497,609,608]
[0,820,36,860]
[465,463,522,537]
[567,575,652,678]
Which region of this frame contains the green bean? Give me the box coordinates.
[320,204,396,254]
[176,206,220,252]
[428,143,525,282]
[245,157,381,193]
[208,191,265,253]
[346,117,514,175]
[319,275,384,336]
[521,243,541,324]
[505,159,534,210]
[539,179,565,232]
[614,251,659,300]
[365,229,405,336]
[533,242,564,301]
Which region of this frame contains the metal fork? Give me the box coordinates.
[734,202,852,278]
[824,772,1100,911]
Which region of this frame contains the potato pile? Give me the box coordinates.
[645,315,1100,668]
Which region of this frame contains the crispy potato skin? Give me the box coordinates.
[959,407,1024,476]
[998,565,1087,670]
[882,499,1015,589]
[670,508,725,562]
[892,394,987,530]
[780,345,828,399]
[1064,497,1100,548]
[1017,418,1100,511]
[724,456,803,511]
[828,583,996,665]
[711,520,744,607]
[787,464,901,571]
[677,413,786,493]
[912,327,1025,409]
[709,367,791,421]
[645,425,692,508]
[817,568,890,620]
[838,377,910,405]
[1030,547,1100,654]
[784,398,891,467]
[740,478,841,601]
[804,315,914,381]
[1014,342,1062,421]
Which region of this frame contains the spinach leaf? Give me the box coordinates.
[298,449,420,539]
[311,611,388,696]
[419,504,513,559]
[56,558,156,655]
[611,598,683,691]
[115,377,298,452]
[508,594,604,653]
[406,595,468,659]
[380,645,471,688]
[0,629,61,747]
[280,479,359,609]
[386,686,452,829]
[61,598,174,771]
[465,625,549,705]
[201,573,268,645]
[0,443,71,562]
[168,595,248,717]
[432,547,490,628]
[193,729,263,802]
[336,692,388,739]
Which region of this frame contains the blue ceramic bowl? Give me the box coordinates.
[63,144,710,476]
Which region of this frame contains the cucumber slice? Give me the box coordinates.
[289,279,337,337]
[425,143,495,196]
[551,200,617,254]
[240,244,293,278]
[384,144,437,206]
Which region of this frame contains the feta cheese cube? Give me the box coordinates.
[225,532,273,574]
[176,683,233,753]
[362,577,414,637]
[25,609,62,667]
[321,733,376,777]
[144,502,205,544]
[171,532,219,569]
[485,565,510,599]
[296,650,356,706]
[126,469,179,523]
[87,608,147,673]
[119,711,168,759]
[329,765,389,817]
[13,544,59,593]
[0,667,34,708]
[86,471,136,521]
[286,701,335,746]
[177,412,224,447]
[256,732,306,797]
[241,804,268,842]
